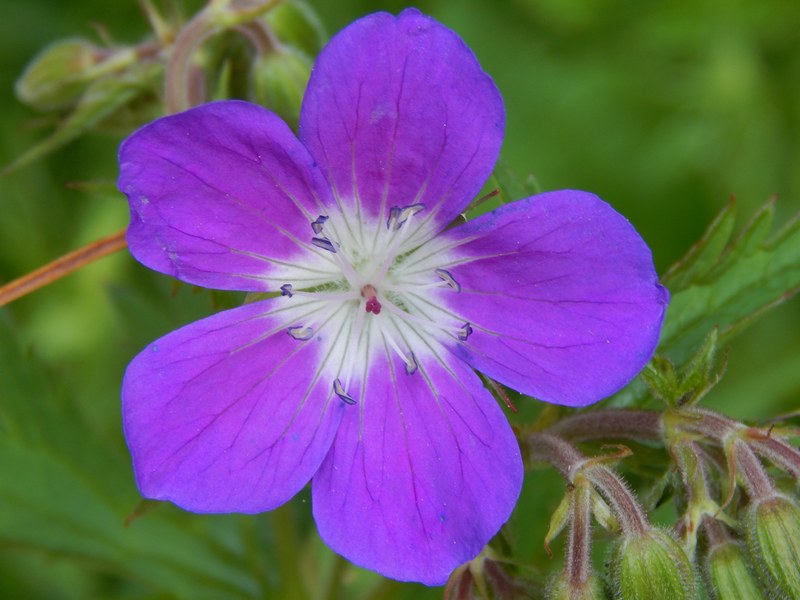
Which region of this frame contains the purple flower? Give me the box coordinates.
[118,8,667,585]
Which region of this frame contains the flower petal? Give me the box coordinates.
[299,9,503,236]
[119,100,336,292]
[441,190,668,407]
[123,299,347,513]
[312,346,522,585]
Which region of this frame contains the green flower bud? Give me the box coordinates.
[252,46,311,130]
[745,495,800,599]
[547,573,608,599]
[263,0,326,58]
[15,38,138,111]
[703,539,765,600]
[611,529,696,600]
[15,38,104,110]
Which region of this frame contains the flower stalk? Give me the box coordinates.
[0,229,127,306]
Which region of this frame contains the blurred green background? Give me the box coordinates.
[0,0,798,598]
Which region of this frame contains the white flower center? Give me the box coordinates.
[276,202,472,405]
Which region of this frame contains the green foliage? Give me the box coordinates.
[0,316,266,599]
[611,199,800,407]
[1,0,800,597]
[660,199,800,363]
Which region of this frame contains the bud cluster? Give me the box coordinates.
[492,332,800,600]
[9,0,320,175]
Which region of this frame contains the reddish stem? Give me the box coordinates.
[0,229,127,306]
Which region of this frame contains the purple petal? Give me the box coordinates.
[441,190,668,407]
[123,299,346,513]
[312,348,522,585]
[119,100,334,292]
[299,9,503,234]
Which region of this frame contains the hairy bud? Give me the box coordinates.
[703,538,765,600]
[611,528,696,600]
[547,573,608,599]
[16,38,106,110]
[745,494,800,598]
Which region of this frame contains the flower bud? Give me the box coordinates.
[252,47,311,129]
[611,528,696,600]
[745,494,800,598]
[15,38,105,110]
[547,573,608,599]
[263,0,326,58]
[703,539,764,600]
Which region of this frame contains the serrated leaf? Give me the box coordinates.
[709,199,775,279]
[661,208,800,363]
[662,199,736,291]
[609,201,800,407]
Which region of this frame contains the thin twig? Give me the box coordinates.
[0,229,127,306]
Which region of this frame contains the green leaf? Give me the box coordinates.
[660,202,800,363]
[610,200,800,407]
[661,199,736,292]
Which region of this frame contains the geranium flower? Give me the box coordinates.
[118,8,667,585]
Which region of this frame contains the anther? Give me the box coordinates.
[311,215,328,234]
[404,353,418,375]
[287,325,314,340]
[311,236,337,253]
[386,203,424,230]
[334,379,356,405]
[457,322,473,341]
[280,283,293,297]
[434,268,461,291]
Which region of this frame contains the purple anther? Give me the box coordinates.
[311,236,337,253]
[280,284,293,297]
[311,215,329,234]
[457,322,473,341]
[404,353,418,375]
[287,325,314,340]
[434,268,461,292]
[334,378,356,405]
[386,206,402,230]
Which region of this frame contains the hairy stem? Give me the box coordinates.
[528,432,649,536]
[548,409,663,442]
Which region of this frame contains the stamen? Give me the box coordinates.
[434,268,461,291]
[280,283,293,297]
[386,203,425,231]
[311,237,337,253]
[381,326,417,374]
[311,215,329,234]
[458,322,473,341]
[287,325,314,340]
[333,378,356,405]
[397,203,424,226]
[386,206,402,231]
[404,352,418,375]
